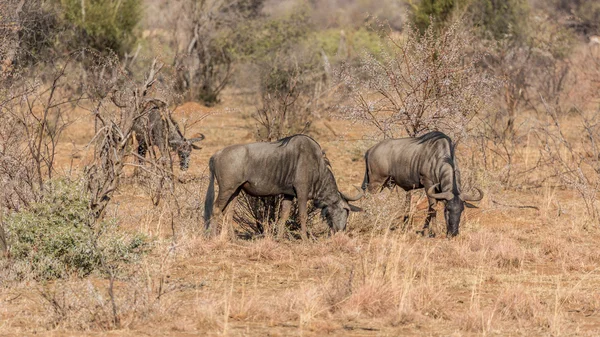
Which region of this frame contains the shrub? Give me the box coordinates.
[5,178,147,280]
[409,0,457,32]
[59,0,142,56]
[0,0,59,72]
[342,20,495,140]
[174,0,265,105]
[409,0,529,41]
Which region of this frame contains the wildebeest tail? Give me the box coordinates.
[361,150,370,191]
[203,156,216,229]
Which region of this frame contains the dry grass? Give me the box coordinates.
[3,90,600,336]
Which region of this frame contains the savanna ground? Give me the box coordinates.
[2,97,600,336]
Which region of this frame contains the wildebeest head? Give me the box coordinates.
[169,134,205,171]
[319,189,363,232]
[427,185,483,237]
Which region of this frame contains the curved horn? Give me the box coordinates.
[188,134,205,143]
[426,184,454,201]
[341,186,364,201]
[459,187,484,202]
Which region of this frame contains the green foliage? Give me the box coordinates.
[553,0,600,35]
[315,28,385,61]
[233,5,313,63]
[5,179,147,280]
[409,0,529,41]
[409,0,457,33]
[59,0,141,55]
[467,0,529,41]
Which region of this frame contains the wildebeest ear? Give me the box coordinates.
[191,143,202,150]
[464,202,478,209]
[348,204,363,212]
[321,207,328,219]
[313,200,326,208]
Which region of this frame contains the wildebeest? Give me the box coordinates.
[361,131,483,237]
[132,100,205,171]
[204,134,363,240]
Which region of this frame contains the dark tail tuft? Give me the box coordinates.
[361,150,370,192]
[203,156,216,230]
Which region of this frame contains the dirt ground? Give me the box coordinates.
[2,98,600,336]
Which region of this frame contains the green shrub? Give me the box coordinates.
[5,178,147,280]
[59,0,141,55]
[467,0,529,41]
[409,0,529,41]
[409,0,457,33]
[315,28,385,61]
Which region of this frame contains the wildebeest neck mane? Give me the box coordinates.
[417,131,458,193]
[277,134,320,148]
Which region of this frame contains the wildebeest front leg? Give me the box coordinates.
[402,190,412,226]
[296,192,309,241]
[419,197,437,238]
[276,197,293,239]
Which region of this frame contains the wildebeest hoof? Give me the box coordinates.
[416,230,436,238]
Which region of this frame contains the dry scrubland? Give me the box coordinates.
[1,100,600,336]
[3,0,600,336]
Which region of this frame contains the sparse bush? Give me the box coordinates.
[0,0,59,73]
[173,0,265,105]
[4,178,147,280]
[342,20,495,140]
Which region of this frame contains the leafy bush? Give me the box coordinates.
[467,0,529,41]
[409,0,457,32]
[552,0,600,35]
[409,0,529,41]
[59,0,141,55]
[5,178,147,280]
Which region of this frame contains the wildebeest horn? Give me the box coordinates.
[188,134,205,143]
[426,184,454,201]
[341,186,364,201]
[459,187,484,202]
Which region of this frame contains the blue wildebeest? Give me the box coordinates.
[204,134,363,240]
[361,131,483,237]
[132,100,204,171]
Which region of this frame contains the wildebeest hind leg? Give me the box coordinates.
[275,197,293,240]
[214,187,240,240]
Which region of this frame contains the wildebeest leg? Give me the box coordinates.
[419,197,437,238]
[402,190,412,228]
[213,186,240,239]
[137,141,147,163]
[220,196,238,241]
[365,173,388,194]
[295,190,309,241]
[276,197,293,240]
